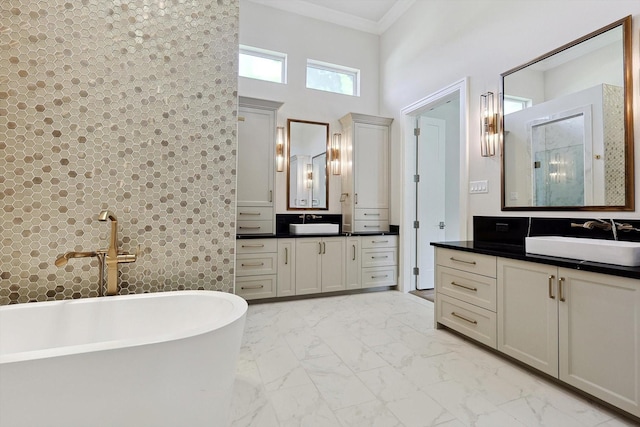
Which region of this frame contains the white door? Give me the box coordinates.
[237,107,274,207]
[354,123,389,209]
[415,116,446,289]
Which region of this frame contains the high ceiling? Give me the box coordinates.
[245,0,415,34]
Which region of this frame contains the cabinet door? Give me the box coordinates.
[558,268,640,417]
[322,237,346,292]
[497,258,559,376]
[277,239,295,297]
[353,123,389,209]
[237,106,274,207]
[295,239,322,295]
[346,237,361,290]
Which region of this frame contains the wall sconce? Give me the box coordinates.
[276,126,285,172]
[480,92,497,157]
[330,133,341,175]
[306,163,313,188]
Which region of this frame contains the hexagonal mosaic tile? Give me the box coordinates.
[0,0,239,304]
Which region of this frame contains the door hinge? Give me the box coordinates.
[413,220,420,229]
[439,221,445,229]
[413,174,420,183]
[413,267,419,275]
[414,127,420,136]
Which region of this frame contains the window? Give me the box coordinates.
[239,45,287,84]
[306,59,359,96]
[503,95,532,114]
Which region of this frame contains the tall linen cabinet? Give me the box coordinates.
[236,97,283,235]
[340,113,393,233]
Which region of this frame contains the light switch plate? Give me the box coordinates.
[469,180,489,194]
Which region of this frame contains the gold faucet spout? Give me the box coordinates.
[54,251,98,267]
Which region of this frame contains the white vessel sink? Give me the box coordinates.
[525,236,640,267]
[289,223,339,235]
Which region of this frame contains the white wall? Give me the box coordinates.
[380,1,640,234]
[239,0,381,214]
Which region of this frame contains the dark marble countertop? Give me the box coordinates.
[237,231,399,240]
[431,240,640,280]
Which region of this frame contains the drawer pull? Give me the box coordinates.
[352,244,356,261]
[364,213,380,216]
[449,257,476,265]
[372,240,389,244]
[241,262,264,267]
[451,311,478,325]
[372,256,389,259]
[239,226,261,230]
[241,244,264,248]
[450,281,477,292]
[285,247,288,265]
[559,277,566,302]
[548,275,555,299]
[364,225,381,228]
[239,212,261,216]
[372,274,389,279]
[241,284,264,290]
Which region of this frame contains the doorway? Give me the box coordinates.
[400,79,468,293]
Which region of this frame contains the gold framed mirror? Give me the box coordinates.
[287,119,330,210]
[501,16,634,211]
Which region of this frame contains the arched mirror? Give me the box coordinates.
[501,16,634,211]
[287,119,329,210]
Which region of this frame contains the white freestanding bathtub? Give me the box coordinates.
[0,290,247,427]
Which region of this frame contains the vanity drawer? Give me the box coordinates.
[362,266,397,288]
[361,235,397,249]
[436,248,496,278]
[235,274,276,300]
[355,209,389,221]
[237,206,274,221]
[362,248,397,268]
[436,266,496,311]
[354,220,390,233]
[437,293,497,348]
[237,220,274,235]
[237,239,277,254]
[236,253,277,276]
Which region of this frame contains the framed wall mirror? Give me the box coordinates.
[501,15,634,211]
[287,119,329,210]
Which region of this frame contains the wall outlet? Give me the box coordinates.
[469,180,488,194]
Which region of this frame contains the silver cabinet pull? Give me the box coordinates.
[451,312,478,325]
[559,277,566,302]
[239,212,261,216]
[241,244,264,248]
[284,247,288,265]
[364,225,380,228]
[241,262,264,267]
[352,245,356,261]
[269,190,273,203]
[372,256,389,259]
[241,284,264,290]
[372,274,389,279]
[372,240,389,244]
[355,193,358,205]
[364,213,380,216]
[451,281,477,292]
[239,226,261,230]
[450,257,476,265]
[548,275,555,299]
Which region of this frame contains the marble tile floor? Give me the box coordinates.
[230,291,637,427]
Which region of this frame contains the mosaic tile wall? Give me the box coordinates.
[0,0,239,305]
[603,84,625,205]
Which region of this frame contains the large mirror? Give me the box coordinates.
[501,16,634,210]
[287,119,329,210]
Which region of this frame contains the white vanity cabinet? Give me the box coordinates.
[361,235,398,288]
[340,113,393,234]
[497,258,640,417]
[236,97,283,235]
[277,239,295,297]
[235,239,278,300]
[295,237,346,295]
[434,248,498,348]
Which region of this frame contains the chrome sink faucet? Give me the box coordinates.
[98,210,136,296]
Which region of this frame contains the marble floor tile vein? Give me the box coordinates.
[230,291,635,427]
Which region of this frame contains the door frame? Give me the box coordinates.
[399,78,469,293]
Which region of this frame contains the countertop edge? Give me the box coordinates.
[431,241,640,281]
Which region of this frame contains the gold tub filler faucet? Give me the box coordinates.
[55,210,137,296]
